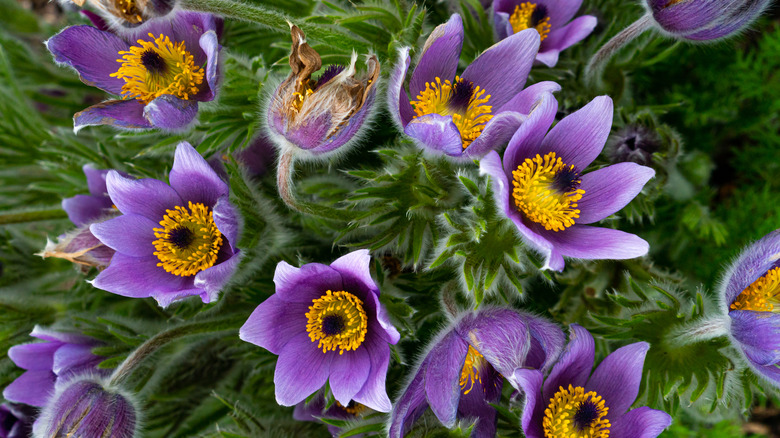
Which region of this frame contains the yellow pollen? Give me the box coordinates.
[731,267,780,312]
[305,290,368,354]
[543,385,610,438]
[512,152,585,232]
[509,3,552,41]
[335,400,368,416]
[459,345,486,395]
[110,33,204,104]
[152,202,223,277]
[410,76,493,149]
[115,0,143,23]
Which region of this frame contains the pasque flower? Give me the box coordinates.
[89,141,241,307]
[511,324,672,438]
[493,0,597,67]
[69,0,176,29]
[2,326,104,408]
[0,403,34,438]
[645,0,771,41]
[239,250,400,412]
[479,93,654,271]
[388,13,561,160]
[46,11,221,131]
[388,307,564,438]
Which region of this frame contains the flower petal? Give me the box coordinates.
[719,231,780,309]
[105,171,182,221]
[457,370,501,438]
[730,310,780,366]
[463,110,526,158]
[194,252,241,303]
[410,14,463,99]
[274,332,334,406]
[52,344,98,376]
[329,346,371,406]
[8,343,58,370]
[538,0,585,29]
[273,261,343,304]
[497,81,561,114]
[510,368,545,438]
[353,331,393,412]
[609,406,673,438]
[586,342,649,417]
[458,308,533,377]
[62,195,113,228]
[169,142,229,207]
[198,30,220,102]
[143,95,199,131]
[541,225,650,261]
[91,253,191,299]
[388,361,429,438]
[89,214,156,257]
[404,113,464,157]
[539,15,597,58]
[212,196,240,251]
[330,249,375,295]
[542,324,594,402]
[366,289,401,344]
[239,294,308,355]
[2,370,56,407]
[74,99,152,132]
[424,331,469,428]
[577,163,655,224]
[502,92,558,175]
[388,47,415,128]
[83,165,109,197]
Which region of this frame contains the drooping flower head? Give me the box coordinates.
[388,14,561,160]
[718,230,780,388]
[493,0,598,67]
[2,326,105,408]
[294,389,369,437]
[0,403,34,438]
[645,0,771,41]
[46,11,221,131]
[89,142,241,307]
[479,94,655,271]
[511,324,672,438]
[388,307,565,437]
[266,25,380,159]
[239,250,400,412]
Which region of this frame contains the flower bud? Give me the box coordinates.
[38,223,115,270]
[67,0,176,28]
[645,0,770,40]
[606,124,660,165]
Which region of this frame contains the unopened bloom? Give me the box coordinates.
[388,308,564,438]
[239,250,400,412]
[606,124,660,165]
[2,326,104,407]
[645,0,770,41]
[511,324,672,438]
[493,0,597,67]
[89,142,241,307]
[70,0,176,29]
[294,390,369,437]
[46,11,221,131]
[266,25,380,159]
[0,403,34,438]
[388,14,560,160]
[479,94,654,271]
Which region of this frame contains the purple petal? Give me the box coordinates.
[538,16,598,67]
[143,95,199,131]
[463,110,526,159]
[52,344,97,376]
[152,287,208,308]
[169,142,229,207]
[652,1,722,33]
[542,324,594,403]
[212,196,240,251]
[502,92,559,175]
[80,10,110,31]
[62,195,113,227]
[366,289,401,344]
[198,30,220,102]
[719,231,780,309]
[284,112,331,151]
[609,406,672,438]
[74,99,152,132]
[586,342,649,417]
[537,0,585,29]
[497,81,561,114]
[510,368,544,438]
[541,225,650,261]
[331,250,375,295]
[8,343,58,370]
[457,371,501,438]
[404,113,464,157]
[106,171,182,221]
[126,12,217,66]
[274,332,334,406]
[308,90,376,155]
[84,165,109,197]
[89,214,156,257]
[577,163,655,224]
[388,47,415,128]
[273,261,343,304]
[29,327,90,345]
[458,309,533,377]
[424,331,469,428]
[329,347,371,406]
[388,362,428,438]
[353,330,393,412]
[493,11,513,41]
[239,294,308,355]
[91,253,191,299]
[2,370,56,407]
[410,14,463,99]
[730,310,780,366]
[194,252,241,303]
[523,312,566,371]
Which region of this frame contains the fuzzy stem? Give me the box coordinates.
[0,207,68,225]
[664,314,731,348]
[585,14,654,81]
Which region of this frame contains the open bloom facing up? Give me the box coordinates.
[240,250,399,412]
[46,11,221,131]
[493,0,597,67]
[388,308,564,438]
[89,142,241,307]
[2,326,104,408]
[645,0,770,41]
[266,25,380,159]
[388,14,561,160]
[512,324,672,438]
[480,94,654,271]
[718,230,780,388]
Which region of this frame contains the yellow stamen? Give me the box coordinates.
[543,385,610,438]
[459,345,486,395]
[509,3,552,41]
[410,76,493,149]
[110,33,204,104]
[306,290,368,354]
[512,152,585,232]
[335,400,368,416]
[115,0,143,23]
[731,267,780,312]
[152,202,223,277]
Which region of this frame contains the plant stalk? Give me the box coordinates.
[585,14,654,82]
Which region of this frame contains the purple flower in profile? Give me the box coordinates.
[239,250,400,412]
[388,308,564,438]
[479,93,655,271]
[645,0,770,41]
[2,326,104,408]
[89,141,241,307]
[511,324,672,438]
[0,403,34,438]
[62,165,116,227]
[388,14,561,161]
[493,0,597,67]
[46,11,221,132]
[294,390,369,437]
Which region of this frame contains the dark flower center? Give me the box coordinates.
[167,225,196,250]
[573,400,602,431]
[448,78,476,113]
[551,166,582,193]
[140,49,168,75]
[321,314,345,335]
[530,5,548,26]
[1,411,17,432]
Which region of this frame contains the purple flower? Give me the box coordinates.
[718,230,780,388]
[388,307,564,438]
[46,11,221,132]
[74,0,176,30]
[0,403,34,438]
[239,250,400,412]
[645,0,770,41]
[493,0,598,67]
[62,165,116,227]
[388,14,561,160]
[479,94,655,271]
[88,141,241,307]
[511,324,672,438]
[266,25,380,159]
[294,390,368,437]
[2,326,104,408]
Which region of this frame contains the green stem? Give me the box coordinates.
[585,14,654,82]
[0,208,68,225]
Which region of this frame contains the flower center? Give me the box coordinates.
[459,345,487,395]
[731,267,780,312]
[305,290,368,354]
[512,152,585,231]
[410,76,493,149]
[152,202,223,277]
[335,400,368,416]
[110,33,204,104]
[509,3,552,41]
[113,0,143,23]
[543,385,610,438]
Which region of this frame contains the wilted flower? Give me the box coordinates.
[2,326,104,408]
[479,94,654,271]
[34,376,138,438]
[493,0,597,67]
[388,307,564,437]
[69,0,176,29]
[46,11,221,131]
[645,0,771,41]
[239,250,400,412]
[266,25,379,159]
[511,324,672,438]
[89,142,241,307]
[0,403,34,438]
[294,390,369,437]
[388,14,561,160]
[606,124,660,165]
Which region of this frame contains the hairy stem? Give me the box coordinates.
[0,207,68,225]
[585,14,654,81]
